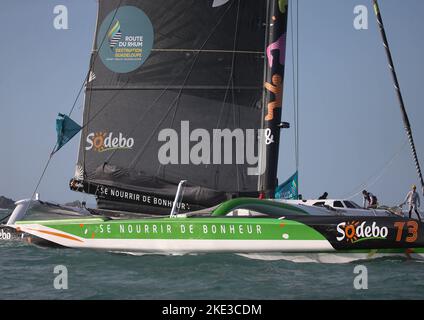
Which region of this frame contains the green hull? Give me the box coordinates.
[8,215,424,258]
[2,198,423,262]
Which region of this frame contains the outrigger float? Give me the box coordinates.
[2,0,424,264]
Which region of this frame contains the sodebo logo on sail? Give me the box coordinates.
[86,132,134,152]
[336,221,388,243]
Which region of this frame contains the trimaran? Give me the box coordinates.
[1,0,424,263]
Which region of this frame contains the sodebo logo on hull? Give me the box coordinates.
[0,229,11,240]
[336,221,388,243]
[86,132,134,152]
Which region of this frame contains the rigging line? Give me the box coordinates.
[212,0,242,189]
[23,1,121,208]
[32,144,58,199]
[289,0,300,173]
[28,1,123,198]
[372,0,424,195]
[156,1,238,179]
[342,140,409,200]
[167,0,236,131]
[82,58,97,177]
[19,3,119,201]
[107,80,175,168]
[169,0,237,130]
[106,59,228,174]
[16,143,59,219]
[75,0,123,178]
[105,45,243,165]
[129,2,236,169]
[295,0,300,172]
[231,0,242,192]
[0,213,12,224]
[69,0,124,118]
[151,48,263,54]
[154,0,193,43]
[106,55,201,167]
[81,79,130,131]
[257,0,271,192]
[81,58,94,176]
[290,0,297,171]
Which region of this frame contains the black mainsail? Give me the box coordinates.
[71,0,289,214]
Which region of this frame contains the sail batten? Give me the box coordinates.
[87,86,263,91]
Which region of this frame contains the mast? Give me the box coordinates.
[259,0,289,198]
[372,0,424,194]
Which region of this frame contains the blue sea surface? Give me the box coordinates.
[1,210,423,300]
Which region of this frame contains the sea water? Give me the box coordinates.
[0,210,423,300]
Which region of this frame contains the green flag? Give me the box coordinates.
[53,113,82,154]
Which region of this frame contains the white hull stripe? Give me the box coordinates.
[18,224,334,253]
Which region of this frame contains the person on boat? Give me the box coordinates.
[400,185,422,221]
[318,192,328,200]
[362,190,378,209]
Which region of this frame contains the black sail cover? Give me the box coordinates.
[73,0,269,214]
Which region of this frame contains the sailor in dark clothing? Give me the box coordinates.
[318,192,328,200]
[362,190,378,209]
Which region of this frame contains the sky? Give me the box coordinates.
[0,0,423,207]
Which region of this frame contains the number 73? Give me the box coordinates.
[394,221,419,243]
